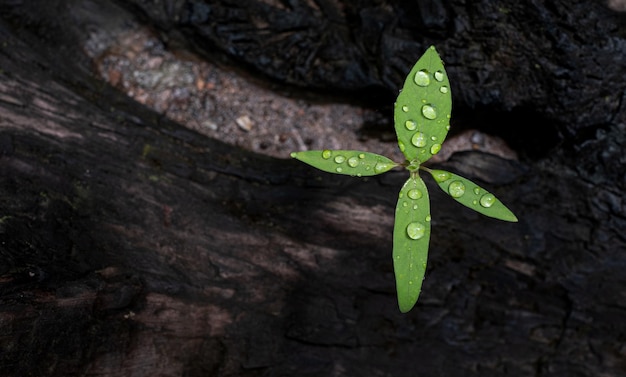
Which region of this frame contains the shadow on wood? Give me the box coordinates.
[0,2,625,376]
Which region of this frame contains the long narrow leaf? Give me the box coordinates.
[291,150,397,176]
[428,169,518,222]
[394,46,452,163]
[393,175,431,313]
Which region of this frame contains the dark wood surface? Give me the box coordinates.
[1,1,625,376]
[121,0,626,139]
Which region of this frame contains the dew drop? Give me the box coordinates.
[433,171,450,182]
[480,193,496,208]
[374,162,391,173]
[347,156,359,167]
[434,71,445,82]
[472,199,478,205]
[446,124,451,131]
[421,104,437,120]
[334,155,345,163]
[439,86,449,94]
[431,136,437,141]
[425,214,431,222]
[411,132,427,147]
[406,222,426,240]
[405,120,417,131]
[414,70,430,86]
[398,141,406,152]
[358,153,365,159]
[430,143,442,154]
[290,152,297,158]
[336,167,343,173]
[413,204,418,210]
[402,105,409,112]
[473,187,480,195]
[408,189,423,200]
[448,180,466,198]
[402,201,408,207]
[322,150,332,159]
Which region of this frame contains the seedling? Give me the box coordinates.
[291,46,517,313]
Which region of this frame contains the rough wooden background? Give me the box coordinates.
[0,1,625,376]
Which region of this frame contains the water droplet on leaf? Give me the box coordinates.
[421,105,437,119]
[398,141,406,152]
[473,187,480,195]
[434,71,444,82]
[374,162,391,173]
[402,105,409,112]
[480,193,496,208]
[411,132,427,147]
[405,120,417,131]
[406,222,426,240]
[425,215,431,222]
[430,143,442,154]
[448,180,466,198]
[439,86,449,94]
[334,155,345,163]
[322,150,332,159]
[408,189,422,200]
[358,153,365,159]
[414,70,430,86]
[433,171,450,182]
[347,157,359,167]
[336,167,343,173]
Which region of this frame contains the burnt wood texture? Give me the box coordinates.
[1,1,625,376]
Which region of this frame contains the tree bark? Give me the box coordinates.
[1,2,625,377]
[119,0,626,142]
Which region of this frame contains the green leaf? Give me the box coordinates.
[290,150,398,176]
[393,174,431,313]
[428,169,518,222]
[394,46,452,164]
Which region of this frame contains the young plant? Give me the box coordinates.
[291,46,517,313]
